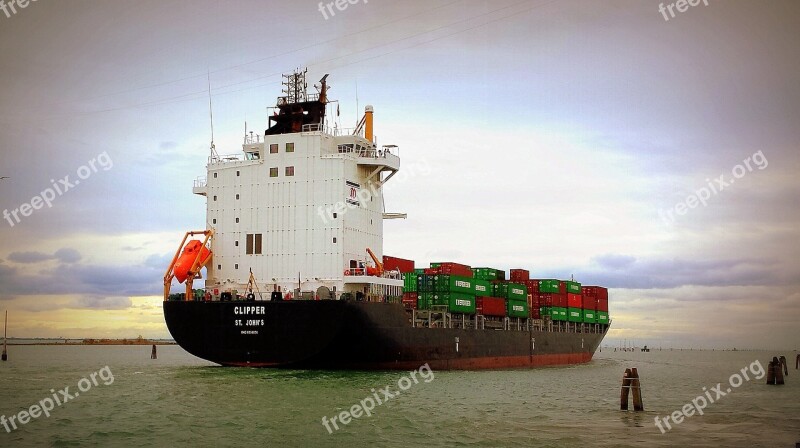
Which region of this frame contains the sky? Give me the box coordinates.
[0,0,798,349]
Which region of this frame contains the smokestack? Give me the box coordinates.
[365,105,374,143]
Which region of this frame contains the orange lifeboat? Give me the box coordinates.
[174,240,212,284]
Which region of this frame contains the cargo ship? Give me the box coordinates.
[162,70,611,370]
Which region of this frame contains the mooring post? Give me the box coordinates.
[779,356,788,376]
[767,359,776,384]
[620,368,632,411]
[631,368,644,411]
[796,354,799,370]
[151,344,157,360]
[775,357,785,385]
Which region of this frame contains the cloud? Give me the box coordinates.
[7,251,53,263]
[54,248,81,263]
[6,248,82,264]
[73,296,132,310]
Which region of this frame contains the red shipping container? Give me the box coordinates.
[530,308,541,319]
[424,268,440,275]
[476,296,507,317]
[435,262,473,277]
[582,295,597,310]
[557,281,568,295]
[596,298,609,312]
[582,286,608,301]
[523,279,540,294]
[567,293,582,308]
[537,293,567,307]
[510,269,530,282]
[401,292,417,309]
[383,255,415,274]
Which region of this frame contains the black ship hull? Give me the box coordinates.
[163,301,608,370]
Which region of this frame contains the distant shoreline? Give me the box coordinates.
[4,339,176,346]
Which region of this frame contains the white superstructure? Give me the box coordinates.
[193,71,403,300]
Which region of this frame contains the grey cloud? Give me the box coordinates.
[7,251,53,263]
[54,248,81,263]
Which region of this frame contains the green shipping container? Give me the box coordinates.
[432,275,474,294]
[433,292,475,314]
[565,281,582,295]
[567,307,582,323]
[597,312,609,324]
[472,267,500,281]
[552,307,568,321]
[493,283,528,301]
[507,300,528,318]
[538,279,560,294]
[430,262,441,268]
[473,279,492,297]
[582,309,597,323]
[418,292,434,310]
[416,275,435,292]
[413,268,425,275]
[403,274,417,292]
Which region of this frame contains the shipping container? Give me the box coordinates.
[567,293,582,308]
[417,292,433,310]
[401,292,417,309]
[493,283,527,301]
[596,298,608,312]
[403,274,418,292]
[581,286,609,301]
[476,296,506,317]
[523,280,540,295]
[597,312,609,324]
[582,309,597,324]
[562,281,581,295]
[529,307,541,319]
[537,279,561,294]
[431,262,473,277]
[510,269,530,282]
[553,307,568,321]
[472,267,503,281]
[431,275,474,294]
[567,307,582,323]
[507,300,529,318]
[383,255,415,274]
[472,279,492,297]
[581,295,596,310]
[433,292,476,314]
[539,306,553,318]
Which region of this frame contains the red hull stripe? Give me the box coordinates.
[222,352,593,370]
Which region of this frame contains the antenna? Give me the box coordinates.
[207,71,219,162]
[355,78,359,128]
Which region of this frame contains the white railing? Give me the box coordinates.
[193,176,207,188]
[244,133,262,144]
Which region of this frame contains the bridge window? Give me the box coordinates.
[270,144,278,154]
[285,166,294,176]
[286,142,294,152]
[270,167,278,177]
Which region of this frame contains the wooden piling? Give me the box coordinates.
[631,368,644,411]
[780,356,788,376]
[151,344,157,360]
[775,358,785,385]
[796,354,799,370]
[1,310,7,362]
[620,368,632,411]
[767,359,776,384]
[620,368,643,411]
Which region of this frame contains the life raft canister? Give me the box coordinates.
[174,240,212,284]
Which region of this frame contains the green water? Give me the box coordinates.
[0,346,797,447]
